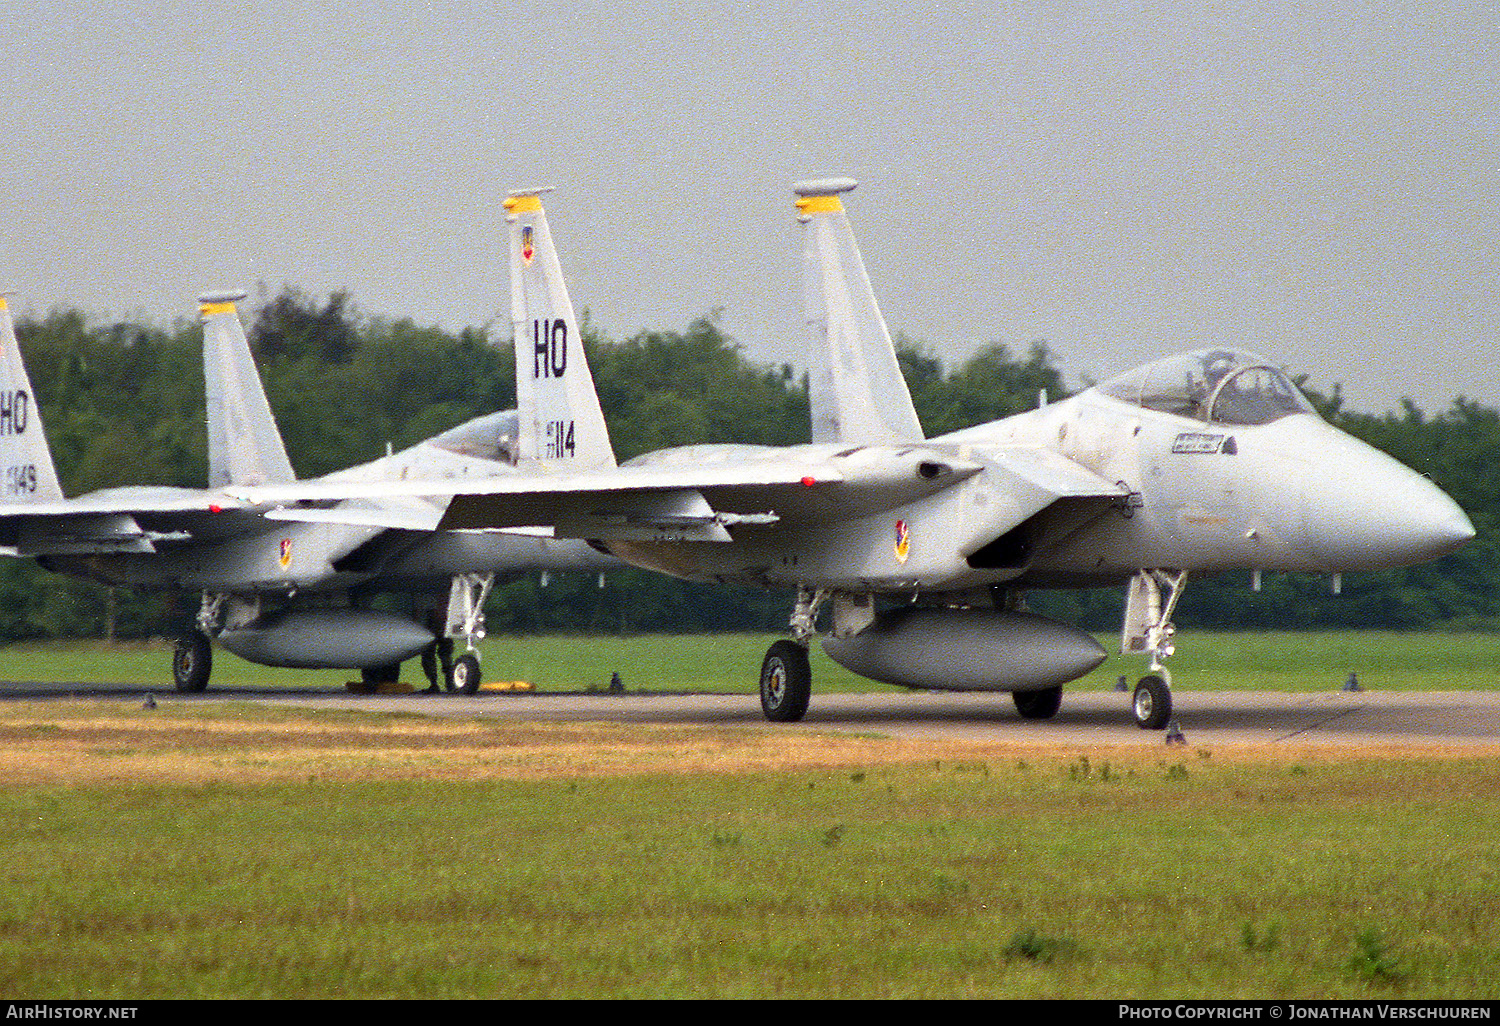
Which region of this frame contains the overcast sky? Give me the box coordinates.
[2,1,1495,413]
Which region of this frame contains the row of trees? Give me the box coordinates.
[1,286,1494,639]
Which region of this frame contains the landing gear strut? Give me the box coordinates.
[1123,570,1186,730]
[444,574,492,695]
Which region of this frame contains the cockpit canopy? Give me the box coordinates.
[1097,349,1316,426]
[429,410,520,464]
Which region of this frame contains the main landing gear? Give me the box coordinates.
[172,592,228,692]
[1122,570,1186,730]
[759,587,828,722]
[173,631,213,692]
[760,640,811,721]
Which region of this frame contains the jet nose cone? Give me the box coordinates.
[1301,439,1475,570]
[1415,491,1476,560]
[1372,469,1475,566]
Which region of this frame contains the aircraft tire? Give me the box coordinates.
[438,638,455,693]
[1133,674,1172,730]
[172,633,212,693]
[1013,685,1063,720]
[760,640,811,723]
[451,654,482,695]
[361,662,401,686]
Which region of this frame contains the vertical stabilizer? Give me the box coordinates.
[201,291,296,487]
[0,294,64,502]
[796,178,924,444]
[504,188,616,470]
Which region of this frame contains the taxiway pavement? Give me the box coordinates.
[5,683,1499,749]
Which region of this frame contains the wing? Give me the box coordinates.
[232,452,844,540]
[233,440,1126,551]
[0,486,256,554]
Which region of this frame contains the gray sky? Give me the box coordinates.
[2,1,1496,413]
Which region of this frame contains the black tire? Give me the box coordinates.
[1133,674,1172,730]
[438,638,455,693]
[172,633,212,693]
[1013,685,1063,720]
[361,662,401,686]
[451,653,482,695]
[420,644,439,688]
[759,640,811,722]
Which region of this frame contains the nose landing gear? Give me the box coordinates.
[443,573,492,695]
[1123,570,1186,730]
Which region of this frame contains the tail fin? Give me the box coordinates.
[0,293,64,502]
[796,178,924,444]
[504,188,616,470]
[200,290,296,487]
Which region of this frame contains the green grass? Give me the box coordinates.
[2,630,1499,692]
[2,740,1498,998]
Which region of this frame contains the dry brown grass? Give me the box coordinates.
[0,700,981,785]
[3,699,1497,789]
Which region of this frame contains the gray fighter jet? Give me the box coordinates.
[234,184,1474,728]
[0,291,610,693]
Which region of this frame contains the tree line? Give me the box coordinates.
[0,286,1493,639]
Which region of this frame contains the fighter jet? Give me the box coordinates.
[232,183,1474,728]
[0,290,610,693]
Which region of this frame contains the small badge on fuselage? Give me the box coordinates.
[1171,432,1233,455]
[894,519,910,563]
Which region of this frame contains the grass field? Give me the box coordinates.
[3,629,1500,693]
[0,700,1497,999]
[2,632,1498,998]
